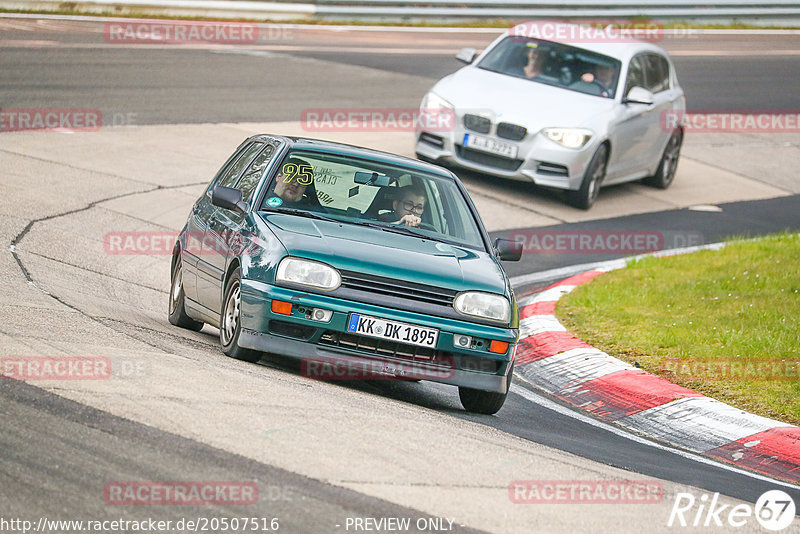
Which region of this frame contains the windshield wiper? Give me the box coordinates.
[349,220,445,241]
[262,208,340,224]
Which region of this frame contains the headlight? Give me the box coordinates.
[275,257,341,291]
[421,92,454,112]
[453,291,511,323]
[542,128,593,149]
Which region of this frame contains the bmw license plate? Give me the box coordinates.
[347,314,438,348]
[463,133,518,159]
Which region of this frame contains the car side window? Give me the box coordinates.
[644,54,670,93]
[624,56,646,97]
[236,144,276,203]
[209,142,265,198]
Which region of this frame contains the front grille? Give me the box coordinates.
[320,331,454,367]
[463,114,491,134]
[496,122,527,141]
[339,271,456,307]
[456,145,524,172]
[537,161,569,177]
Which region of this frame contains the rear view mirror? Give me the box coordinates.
[212,186,248,215]
[456,47,477,64]
[354,172,392,187]
[494,238,522,262]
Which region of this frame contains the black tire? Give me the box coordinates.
[220,267,261,363]
[568,144,608,210]
[168,251,204,332]
[458,363,513,415]
[643,131,682,189]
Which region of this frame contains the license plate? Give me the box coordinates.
[347,314,439,348]
[463,133,518,159]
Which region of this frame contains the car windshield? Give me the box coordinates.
[477,36,622,99]
[260,150,487,251]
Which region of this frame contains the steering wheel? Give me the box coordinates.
[418,222,437,232]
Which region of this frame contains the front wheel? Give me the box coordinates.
[220,268,261,363]
[568,144,608,210]
[643,131,682,189]
[168,251,204,331]
[458,364,513,415]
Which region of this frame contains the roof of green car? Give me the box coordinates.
[251,134,455,179]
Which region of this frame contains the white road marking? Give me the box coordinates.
[518,314,565,337]
[516,347,634,390]
[619,396,787,453]
[510,381,799,490]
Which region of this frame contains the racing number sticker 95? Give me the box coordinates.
[281,163,314,185]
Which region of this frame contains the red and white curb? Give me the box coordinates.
[514,269,800,485]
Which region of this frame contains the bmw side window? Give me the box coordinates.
[236,144,276,203]
[644,54,669,93]
[625,56,646,97]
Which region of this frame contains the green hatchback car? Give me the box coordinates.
[169,135,522,414]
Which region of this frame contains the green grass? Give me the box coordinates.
[556,232,800,426]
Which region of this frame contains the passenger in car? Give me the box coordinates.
[379,185,427,227]
[514,44,547,79]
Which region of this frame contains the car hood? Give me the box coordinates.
[433,67,617,131]
[260,213,508,295]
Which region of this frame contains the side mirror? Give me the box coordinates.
[456,47,477,64]
[623,86,655,106]
[494,238,522,262]
[212,186,248,215]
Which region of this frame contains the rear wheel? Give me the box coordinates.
[568,144,608,210]
[220,268,261,363]
[458,364,513,415]
[643,131,682,189]
[168,251,204,331]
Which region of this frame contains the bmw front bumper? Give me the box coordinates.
[415,126,598,191]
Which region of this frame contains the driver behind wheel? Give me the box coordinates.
[379,185,427,227]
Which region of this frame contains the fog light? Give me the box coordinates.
[310,308,333,322]
[271,300,292,315]
[454,334,472,348]
[489,340,509,354]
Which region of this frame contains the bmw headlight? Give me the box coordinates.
[453,292,511,323]
[421,91,454,112]
[542,128,593,149]
[276,257,341,291]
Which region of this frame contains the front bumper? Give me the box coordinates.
[415,126,597,191]
[239,279,517,393]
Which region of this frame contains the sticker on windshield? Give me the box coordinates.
[266,196,283,207]
[281,162,314,185]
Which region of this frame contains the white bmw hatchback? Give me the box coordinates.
[415,22,686,209]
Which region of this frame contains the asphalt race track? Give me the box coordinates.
[1,16,800,533]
